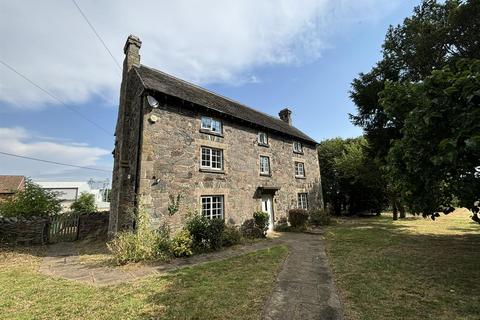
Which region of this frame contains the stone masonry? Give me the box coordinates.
[109,35,323,234]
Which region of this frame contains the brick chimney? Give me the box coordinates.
[123,35,142,72]
[279,108,292,125]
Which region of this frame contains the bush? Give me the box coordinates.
[170,229,193,257]
[221,225,242,247]
[309,208,331,226]
[0,180,61,217]
[253,211,269,235]
[240,219,264,239]
[185,213,225,252]
[107,206,171,265]
[274,216,290,232]
[288,209,309,229]
[70,192,96,214]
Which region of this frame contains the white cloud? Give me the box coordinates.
[0,0,399,108]
[0,127,111,180]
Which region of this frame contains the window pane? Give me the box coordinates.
[260,156,270,174]
[258,132,267,144]
[211,120,222,133]
[202,195,223,219]
[201,148,210,167]
[201,117,211,129]
[297,193,308,210]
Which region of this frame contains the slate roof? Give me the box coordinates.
[135,65,317,144]
[0,175,25,194]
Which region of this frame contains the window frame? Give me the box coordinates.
[200,116,223,134]
[293,141,303,154]
[257,132,269,146]
[201,195,224,219]
[260,155,271,176]
[295,162,305,178]
[297,193,308,210]
[200,146,223,171]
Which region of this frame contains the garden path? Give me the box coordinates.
[39,231,344,319]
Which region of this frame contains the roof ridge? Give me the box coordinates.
[136,64,317,144]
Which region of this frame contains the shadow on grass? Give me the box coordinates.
[325,213,480,320]
[136,246,288,320]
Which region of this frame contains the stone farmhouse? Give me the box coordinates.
[109,35,323,235]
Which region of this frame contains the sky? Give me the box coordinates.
[0,0,421,182]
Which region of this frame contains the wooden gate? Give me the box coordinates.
[48,213,80,243]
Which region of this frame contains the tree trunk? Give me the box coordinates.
[399,203,406,219]
[392,201,398,221]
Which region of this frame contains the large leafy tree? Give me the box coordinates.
[318,137,387,215]
[382,60,480,218]
[350,0,480,219]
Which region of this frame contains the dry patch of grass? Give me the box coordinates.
[324,210,480,320]
[0,245,287,319]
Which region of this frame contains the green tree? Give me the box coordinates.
[70,192,97,214]
[318,137,387,215]
[0,180,61,217]
[350,0,480,219]
[382,60,480,219]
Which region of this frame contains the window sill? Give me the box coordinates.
[199,129,224,138]
[260,173,272,177]
[293,150,304,155]
[295,176,306,179]
[200,168,225,174]
[257,143,269,148]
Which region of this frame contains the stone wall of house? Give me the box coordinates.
[110,70,145,234]
[137,95,323,231]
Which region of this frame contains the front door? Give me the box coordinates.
[261,195,274,231]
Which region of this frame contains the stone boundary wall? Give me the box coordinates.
[0,216,49,245]
[0,212,109,246]
[78,213,109,240]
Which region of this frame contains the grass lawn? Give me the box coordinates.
[324,209,480,320]
[0,245,287,320]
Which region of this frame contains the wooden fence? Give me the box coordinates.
[0,212,109,245]
[48,213,80,243]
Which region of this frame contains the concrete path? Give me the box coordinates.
[262,232,344,320]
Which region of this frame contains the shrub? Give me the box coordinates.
[70,192,96,214]
[0,180,61,217]
[288,209,309,229]
[253,211,269,235]
[185,213,225,252]
[221,225,242,247]
[274,216,290,232]
[309,208,331,226]
[240,219,264,239]
[207,218,225,250]
[107,206,171,265]
[170,229,193,257]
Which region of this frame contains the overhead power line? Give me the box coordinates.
[71,0,122,72]
[0,151,111,173]
[0,60,112,136]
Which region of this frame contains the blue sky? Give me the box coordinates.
[0,0,420,181]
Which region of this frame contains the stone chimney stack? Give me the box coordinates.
[123,35,142,72]
[279,108,292,125]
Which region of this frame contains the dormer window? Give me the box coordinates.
[201,116,222,134]
[293,141,303,153]
[257,132,268,146]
